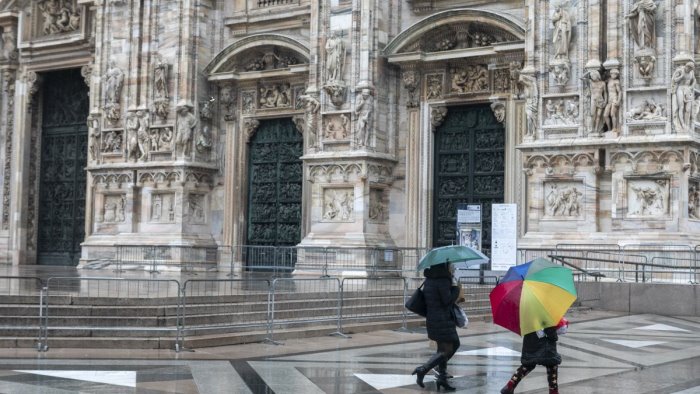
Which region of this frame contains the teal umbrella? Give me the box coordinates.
[417,245,489,271]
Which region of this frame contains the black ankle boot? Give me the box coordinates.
[412,354,444,388]
[435,374,456,391]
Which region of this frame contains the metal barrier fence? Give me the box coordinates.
[180,279,271,349]
[268,278,343,344]
[340,277,407,332]
[458,276,499,315]
[116,244,222,273]
[39,277,182,352]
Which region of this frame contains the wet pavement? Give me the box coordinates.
[0,309,699,393]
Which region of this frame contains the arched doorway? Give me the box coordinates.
[37,69,89,265]
[246,118,303,246]
[433,104,505,252]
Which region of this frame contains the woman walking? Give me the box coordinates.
[412,262,460,391]
[500,318,568,394]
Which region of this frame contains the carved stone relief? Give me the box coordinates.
[259,83,291,109]
[627,179,668,218]
[175,104,197,158]
[518,73,538,138]
[243,118,261,142]
[402,70,420,108]
[219,84,235,121]
[187,194,206,224]
[240,48,299,72]
[431,106,448,132]
[149,127,173,153]
[689,183,700,220]
[426,74,443,100]
[490,102,506,124]
[397,23,517,53]
[196,99,214,155]
[671,62,696,133]
[150,193,175,223]
[242,91,255,114]
[634,54,656,79]
[450,65,489,94]
[549,61,571,86]
[354,89,373,148]
[102,61,124,124]
[543,97,579,126]
[544,182,583,218]
[627,0,658,77]
[368,189,386,222]
[1,26,17,60]
[626,98,666,121]
[322,188,354,221]
[153,54,170,120]
[100,194,126,223]
[323,113,350,141]
[550,4,572,86]
[37,0,81,36]
[493,68,511,92]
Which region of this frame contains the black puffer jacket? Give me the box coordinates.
[423,264,460,342]
[521,326,561,366]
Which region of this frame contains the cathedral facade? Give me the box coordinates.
[0,0,698,265]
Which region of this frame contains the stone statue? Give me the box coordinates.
[298,92,320,149]
[153,55,169,119]
[102,130,122,152]
[518,73,538,137]
[627,0,657,50]
[125,112,141,161]
[689,186,700,219]
[354,89,374,148]
[87,114,100,161]
[136,110,150,161]
[325,32,346,83]
[175,104,197,157]
[631,182,664,215]
[585,70,607,134]
[550,61,571,86]
[604,69,621,133]
[635,55,656,79]
[103,61,124,123]
[552,5,572,60]
[1,27,17,60]
[219,85,235,120]
[402,70,420,108]
[671,62,696,133]
[490,102,506,123]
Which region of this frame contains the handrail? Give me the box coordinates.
[548,255,607,280]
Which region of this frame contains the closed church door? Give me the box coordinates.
[246,119,303,246]
[37,69,89,265]
[432,105,505,253]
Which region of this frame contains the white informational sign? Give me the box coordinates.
[491,204,518,271]
[457,204,481,224]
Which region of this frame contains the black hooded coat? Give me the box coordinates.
[422,264,460,342]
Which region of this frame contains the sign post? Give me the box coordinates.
[491,204,518,271]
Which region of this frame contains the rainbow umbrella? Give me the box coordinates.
[489,258,577,336]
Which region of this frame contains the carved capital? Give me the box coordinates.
[430,106,448,132]
[243,118,261,143]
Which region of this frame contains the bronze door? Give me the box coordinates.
[433,105,505,253]
[246,119,303,246]
[37,69,89,265]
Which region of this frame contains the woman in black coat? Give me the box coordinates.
[412,262,460,391]
[500,326,561,394]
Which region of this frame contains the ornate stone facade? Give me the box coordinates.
[0,0,698,265]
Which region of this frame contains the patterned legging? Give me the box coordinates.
[508,364,558,390]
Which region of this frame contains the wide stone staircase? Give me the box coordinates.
[0,281,494,350]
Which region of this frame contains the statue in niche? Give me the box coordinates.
[136,110,150,161]
[125,112,141,161]
[604,68,621,133]
[325,32,346,83]
[552,4,572,60]
[87,114,100,161]
[518,73,538,137]
[354,89,374,148]
[627,99,665,120]
[103,61,124,124]
[626,0,657,50]
[631,182,665,215]
[176,104,197,157]
[152,194,162,221]
[153,55,169,119]
[635,55,656,79]
[490,102,506,123]
[2,27,17,60]
[689,186,700,219]
[426,75,443,100]
[584,70,607,134]
[550,61,570,86]
[298,92,320,148]
[671,62,696,133]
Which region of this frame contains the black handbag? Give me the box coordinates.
[405,283,427,317]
